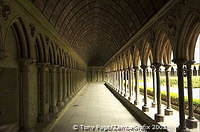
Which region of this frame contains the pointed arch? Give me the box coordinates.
[178,11,200,60]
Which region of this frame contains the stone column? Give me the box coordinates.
[67,68,72,98]
[150,65,156,107]
[186,60,198,129]
[124,69,127,97]
[154,63,164,122]
[62,67,68,103]
[134,67,139,105]
[173,59,189,132]
[118,71,120,93]
[116,71,118,88]
[141,65,149,112]
[49,65,58,114]
[71,68,74,95]
[37,63,50,122]
[128,68,132,100]
[19,59,36,131]
[131,68,134,97]
[57,67,64,108]
[164,64,173,115]
[121,69,124,95]
[112,72,114,86]
[65,68,69,100]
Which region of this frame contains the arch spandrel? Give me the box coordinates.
[178,11,200,61]
[139,39,152,66]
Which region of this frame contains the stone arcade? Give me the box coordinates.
[0,0,199,132]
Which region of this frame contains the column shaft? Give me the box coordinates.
[151,66,156,107]
[154,63,164,122]
[174,59,188,132]
[134,67,139,105]
[49,66,58,114]
[128,68,132,100]
[164,65,173,115]
[141,65,149,112]
[186,61,198,129]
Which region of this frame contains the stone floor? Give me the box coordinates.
[50,83,143,132]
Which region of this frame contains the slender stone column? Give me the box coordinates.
[173,59,189,132]
[150,65,156,107]
[49,65,58,114]
[131,68,134,97]
[37,63,50,122]
[116,71,118,88]
[186,60,198,129]
[121,69,124,95]
[164,64,173,115]
[112,71,114,85]
[154,63,164,122]
[134,67,139,105]
[118,70,121,92]
[67,68,72,98]
[141,65,149,112]
[65,68,69,99]
[57,67,64,108]
[128,68,132,100]
[124,69,127,97]
[71,68,74,95]
[62,67,68,103]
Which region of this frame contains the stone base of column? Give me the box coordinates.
[38,114,50,122]
[176,126,190,132]
[151,102,156,108]
[134,100,138,105]
[186,118,198,129]
[155,114,164,122]
[19,127,36,132]
[142,105,149,112]
[164,108,173,115]
[64,98,69,104]
[49,105,58,113]
[57,101,65,107]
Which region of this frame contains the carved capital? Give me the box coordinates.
[186,60,195,65]
[172,58,187,65]
[152,63,162,71]
[140,65,148,70]
[150,65,155,70]
[0,49,7,59]
[163,64,171,71]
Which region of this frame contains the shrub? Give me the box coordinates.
[139,88,200,115]
[160,76,200,88]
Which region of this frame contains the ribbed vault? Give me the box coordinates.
[30,0,168,66]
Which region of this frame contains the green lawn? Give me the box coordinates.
[160,76,200,88]
[138,76,200,88]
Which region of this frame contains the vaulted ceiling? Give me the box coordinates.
[30,0,168,66]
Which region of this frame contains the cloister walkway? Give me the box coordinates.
[50,83,142,132]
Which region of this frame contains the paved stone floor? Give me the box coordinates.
[50,83,142,132]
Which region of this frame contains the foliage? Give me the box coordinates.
[160,76,200,88]
[139,88,200,115]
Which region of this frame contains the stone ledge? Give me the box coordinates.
[104,83,168,132]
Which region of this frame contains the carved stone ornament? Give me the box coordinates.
[29,24,36,37]
[0,1,11,20]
